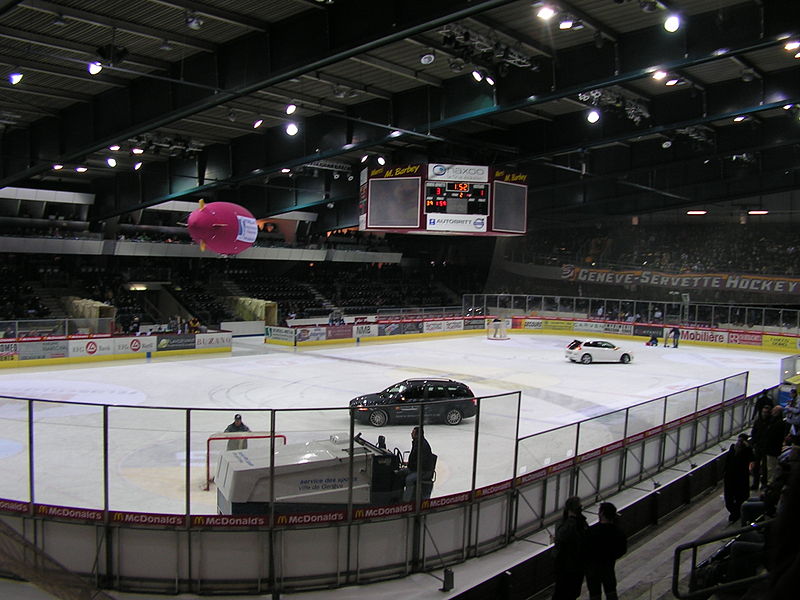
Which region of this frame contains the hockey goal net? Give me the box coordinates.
[205,432,287,490]
[487,318,510,340]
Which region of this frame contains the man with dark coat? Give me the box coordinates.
[552,496,588,600]
[751,405,772,489]
[585,502,627,600]
[764,406,788,484]
[402,426,434,501]
[724,434,756,523]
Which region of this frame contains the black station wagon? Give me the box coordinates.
[349,378,477,427]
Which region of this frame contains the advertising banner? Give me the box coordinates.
[423,320,445,334]
[763,334,800,352]
[274,510,346,526]
[295,327,326,343]
[110,511,185,527]
[195,332,233,349]
[18,340,68,360]
[444,319,464,331]
[603,323,634,336]
[156,334,196,352]
[633,324,664,338]
[353,324,379,338]
[265,327,295,343]
[427,163,489,182]
[325,325,354,340]
[379,323,403,336]
[728,331,763,346]
[402,321,423,334]
[522,319,543,329]
[541,320,573,332]
[463,318,484,331]
[68,338,115,358]
[680,328,728,344]
[352,503,414,521]
[574,321,605,333]
[426,214,487,233]
[191,514,269,527]
[113,336,158,355]
[0,342,18,362]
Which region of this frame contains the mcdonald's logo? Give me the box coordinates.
[277,515,288,525]
[354,509,365,518]
[192,516,206,525]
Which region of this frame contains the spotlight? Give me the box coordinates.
[96,44,128,67]
[333,172,340,180]
[639,0,658,13]
[558,16,574,30]
[159,39,173,51]
[733,115,747,122]
[75,166,88,173]
[471,69,483,82]
[748,210,768,215]
[285,103,297,115]
[87,61,103,75]
[281,168,291,173]
[52,164,63,170]
[537,6,556,20]
[227,109,236,122]
[661,139,672,149]
[587,110,600,124]
[485,75,496,86]
[9,72,23,85]
[377,156,386,165]
[134,161,143,170]
[686,210,707,215]
[252,118,263,129]
[360,155,369,163]
[664,15,680,33]
[109,144,120,151]
[389,130,402,138]
[419,50,436,65]
[784,41,800,51]
[106,157,117,167]
[740,68,755,83]
[52,13,66,26]
[448,57,465,72]
[652,70,667,80]
[347,174,354,181]
[665,78,682,86]
[285,122,299,136]
[783,104,794,110]
[131,146,144,155]
[185,11,203,30]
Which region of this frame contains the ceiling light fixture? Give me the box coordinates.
[639,0,658,13]
[665,78,682,86]
[558,16,574,30]
[661,139,672,149]
[109,144,120,151]
[485,74,496,86]
[377,156,386,166]
[9,72,23,85]
[360,155,369,163]
[419,50,436,65]
[106,157,117,167]
[159,39,173,51]
[52,13,66,26]
[285,123,299,136]
[252,118,263,129]
[131,146,144,155]
[748,210,768,215]
[448,57,465,72]
[784,40,800,51]
[686,210,707,215]
[536,6,556,20]
[587,109,600,124]
[652,70,667,80]
[281,168,291,173]
[185,11,204,30]
[389,130,402,138]
[52,164,63,170]
[285,103,297,115]
[87,61,103,75]
[134,162,143,170]
[663,15,681,33]
[471,69,483,82]
[75,166,87,173]
[733,115,747,122]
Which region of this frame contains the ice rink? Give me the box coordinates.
[0,333,783,514]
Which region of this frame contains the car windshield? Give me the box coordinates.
[382,383,407,395]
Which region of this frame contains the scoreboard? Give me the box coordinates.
[360,163,527,236]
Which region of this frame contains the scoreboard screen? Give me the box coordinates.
[424,181,489,215]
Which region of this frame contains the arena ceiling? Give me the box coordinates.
[0,0,798,228]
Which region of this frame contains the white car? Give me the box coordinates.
[565,339,633,364]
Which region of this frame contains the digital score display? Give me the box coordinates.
[424,182,489,215]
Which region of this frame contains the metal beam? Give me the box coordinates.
[0,55,129,87]
[1,83,90,102]
[301,72,392,101]
[349,54,442,87]
[146,0,270,32]
[19,0,217,52]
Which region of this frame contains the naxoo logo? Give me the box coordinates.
[429,217,437,225]
[432,165,447,176]
[473,218,485,229]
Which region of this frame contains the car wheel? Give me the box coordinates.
[444,407,463,426]
[580,353,593,364]
[620,353,631,364]
[368,409,389,427]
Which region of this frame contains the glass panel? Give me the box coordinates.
[0,396,29,501]
[513,296,527,312]
[764,308,781,330]
[0,321,17,338]
[575,298,590,317]
[107,406,185,514]
[33,399,104,508]
[697,380,724,411]
[696,305,713,327]
[516,424,577,477]
[664,389,698,423]
[17,319,65,337]
[474,392,518,490]
[626,399,665,437]
[527,296,542,314]
[576,408,627,455]
[723,373,748,401]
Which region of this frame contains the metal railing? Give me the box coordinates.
[0,318,115,338]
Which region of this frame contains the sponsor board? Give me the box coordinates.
[474,480,512,498]
[36,503,103,521]
[421,492,471,510]
[517,468,547,486]
[353,324,379,338]
[603,323,633,336]
[463,318,484,331]
[111,511,185,527]
[195,332,233,349]
[113,336,157,354]
[633,324,664,338]
[274,510,346,526]
[0,342,18,361]
[444,319,464,331]
[0,498,29,513]
[574,321,605,333]
[156,334,196,351]
[353,502,414,520]
[522,319,543,329]
[728,331,763,346]
[541,320,574,332]
[326,325,354,340]
[763,334,800,351]
[379,323,402,336]
[68,338,115,357]
[18,340,68,360]
[427,163,489,183]
[402,321,423,334]
[426,215,487,233]
[680,329,728,344]
[192,515,269,527]
[423,320,445,334]
[265,327,296,342]
[296,327,326,342]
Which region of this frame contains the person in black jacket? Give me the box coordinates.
[764,406,788,484]
[724,434,756,523]
[751,405,772,489]
[585,502,627,600]
[552,496,589,600]
[402,426,434,501]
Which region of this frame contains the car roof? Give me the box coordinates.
[403,378,458,384]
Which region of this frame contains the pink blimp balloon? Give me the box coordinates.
[187,200,258,255]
